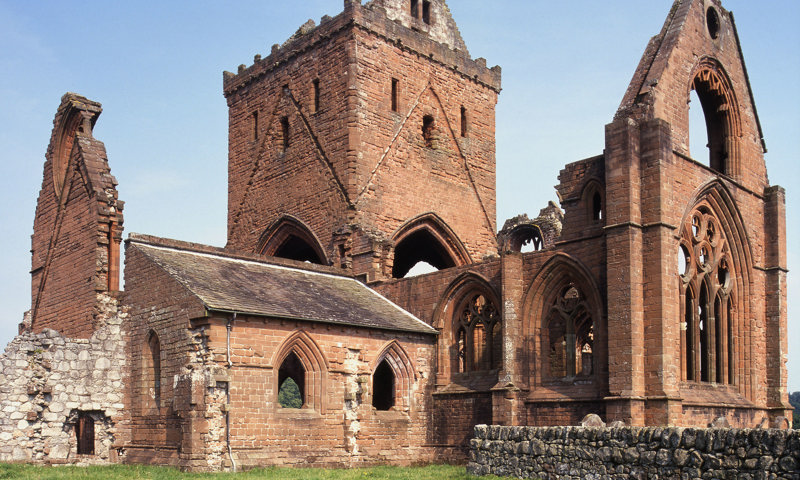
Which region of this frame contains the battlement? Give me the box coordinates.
[223,0,501,97]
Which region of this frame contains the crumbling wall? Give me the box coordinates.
[468,425,800,479]
[0,294,128,464]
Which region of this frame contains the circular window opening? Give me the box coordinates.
[706,7,720,40]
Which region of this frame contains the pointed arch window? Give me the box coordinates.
[391,214,470,278]
[688,63,740,176]
[545,284,594,379]
[371,341,415,412]
[582,181,604,224]
[372,359,395,410]
[257,216,327,265]
[455,293,501,372]
[144,330,161,410]
[278,351,305,408]
[679,205,736,384]
[273,330,328,411]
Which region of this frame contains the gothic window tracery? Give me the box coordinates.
[455,293,501,372]
[545,285,593,379]
[679,205,735,384]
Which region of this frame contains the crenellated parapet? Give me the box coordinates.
[223,0,501,99]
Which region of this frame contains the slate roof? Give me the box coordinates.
[130,239,437,335]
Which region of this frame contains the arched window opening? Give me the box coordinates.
[278,351,305,408]
[273,235,324,264]
[680,204,736,384]
[372,359,395,411]
[506,225,543,253]
[706,7,720,40]
[592,191,603,221]
[582,182,604,224]
[546,285,594,379]
[144,331,161,409]
[455,293,501,372]
[460,106,467,137]
[422,115,435,148]
[393,229,456,278]
[690,69,732,174]
[258,217,327,265]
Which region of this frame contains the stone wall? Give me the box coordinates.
[0,294,128,464]
[468,425,799,480]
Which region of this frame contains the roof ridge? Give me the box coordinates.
[127,233,351,278]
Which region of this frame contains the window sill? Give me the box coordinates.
[274,407,321,420]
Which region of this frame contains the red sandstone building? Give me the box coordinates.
[5,0,790,471]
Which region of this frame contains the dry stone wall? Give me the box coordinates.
[468,425,799,480]
[0,294,128,464]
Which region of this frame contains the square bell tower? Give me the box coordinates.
[224,0,501,281]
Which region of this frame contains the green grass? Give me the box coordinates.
[0,463,503,480]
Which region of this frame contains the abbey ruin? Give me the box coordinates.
[0,0,791,472]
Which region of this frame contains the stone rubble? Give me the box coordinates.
[0,294,128,465]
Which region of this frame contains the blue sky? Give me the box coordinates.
[1,1,798,390]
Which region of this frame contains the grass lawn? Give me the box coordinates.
[0,463,503,480]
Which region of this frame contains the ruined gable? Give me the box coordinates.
[616,0,767,192]
[29,94,124,339]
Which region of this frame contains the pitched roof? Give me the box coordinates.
[128,237,437,335]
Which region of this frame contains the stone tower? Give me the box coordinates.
[602,0,789,426]
[223,0,501,282]
[29,93,124,338]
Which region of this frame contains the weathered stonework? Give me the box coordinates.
[3,0,790,472]
[468,425,800,479]
[0,294,128,464]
